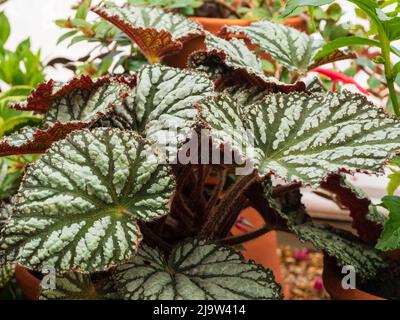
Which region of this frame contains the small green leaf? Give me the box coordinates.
[0,12,10,47]
[282,0,333,18]
[0,128,175,272]
[376,196,400,251]
[115,238,282,300]
[314,36,381,61]
[75,0,92,20]
[388,170,400,195]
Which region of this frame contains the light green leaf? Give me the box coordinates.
[282,0,333,18]
[387,169,400,195]
[292,223,386,280]
[199,91,400,186]
[0,12,10,47]
[376,195,400,251]
[313,36,382,61]
[0,128,175,272]
[115,238,282,300]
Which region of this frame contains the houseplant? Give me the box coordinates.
[1,2,400,300]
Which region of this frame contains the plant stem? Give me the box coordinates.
[379,30,400,117]
[308,6,316,34]
[218,224,272,246]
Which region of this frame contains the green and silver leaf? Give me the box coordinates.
[92,3,203,63]
[115,238,282,300]
[221,20,324,72]
[291,223,386,281]
[189,32,283,86]
[259,179,386,281]
[0,128,175,272]
[199,91,400,186]
[102,65,214,157]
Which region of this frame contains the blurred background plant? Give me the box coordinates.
[0,1,44,299]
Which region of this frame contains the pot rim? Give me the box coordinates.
[322,255,384,300]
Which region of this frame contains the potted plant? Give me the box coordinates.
[1,2,400,301]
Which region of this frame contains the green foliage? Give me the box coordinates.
[376,196,400,251]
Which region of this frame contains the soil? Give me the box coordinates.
[278,246,330,300]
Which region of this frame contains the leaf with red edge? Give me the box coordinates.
[11,76,111,114]
[0,123,89,157]
[189,32,306,92]
[220,20,355,73]
[0,76,132,157]
[320,173,386,243]
[92,3,203,63]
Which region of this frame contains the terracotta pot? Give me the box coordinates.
[163,16,308,68]
[231,207,291,299]
[15,264,41,300]
[322,255,384,300]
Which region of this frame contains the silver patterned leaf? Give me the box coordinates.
[0,128,175,272]
[92,3,203,63]
[198,91,400,186]
[115,238,282,300]
[260,179,386,282]
[1,77,131,157]
[221,20,324,72]
[189,33,282,85]
[291,223,386,281]
[102,65,214,158]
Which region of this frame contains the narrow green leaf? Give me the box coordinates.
[313,36,381,61]
[387,170,400,195]
[0,12,10,47]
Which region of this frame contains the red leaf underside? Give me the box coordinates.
[320,174,382,243]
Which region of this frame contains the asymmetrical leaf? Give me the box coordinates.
[292,223,386,280]
[259,179,386,281]
[190,33,279,85]
[101,65,214,155]
[221,21,353,73]
[0,128,175,272]
[320,174,386,243]
[92,3,203,63]
[0,123,89,157]
[115,238,282,300]
[376,196,400,251]
[0,77,131,157]
[199,91,400,186]
[40,273,102,300]
[11,76,111,114]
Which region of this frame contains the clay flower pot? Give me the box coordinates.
[14,264,41,300]
[322,255,384,300]
[232,207,291,299]
[163,16,307,68]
